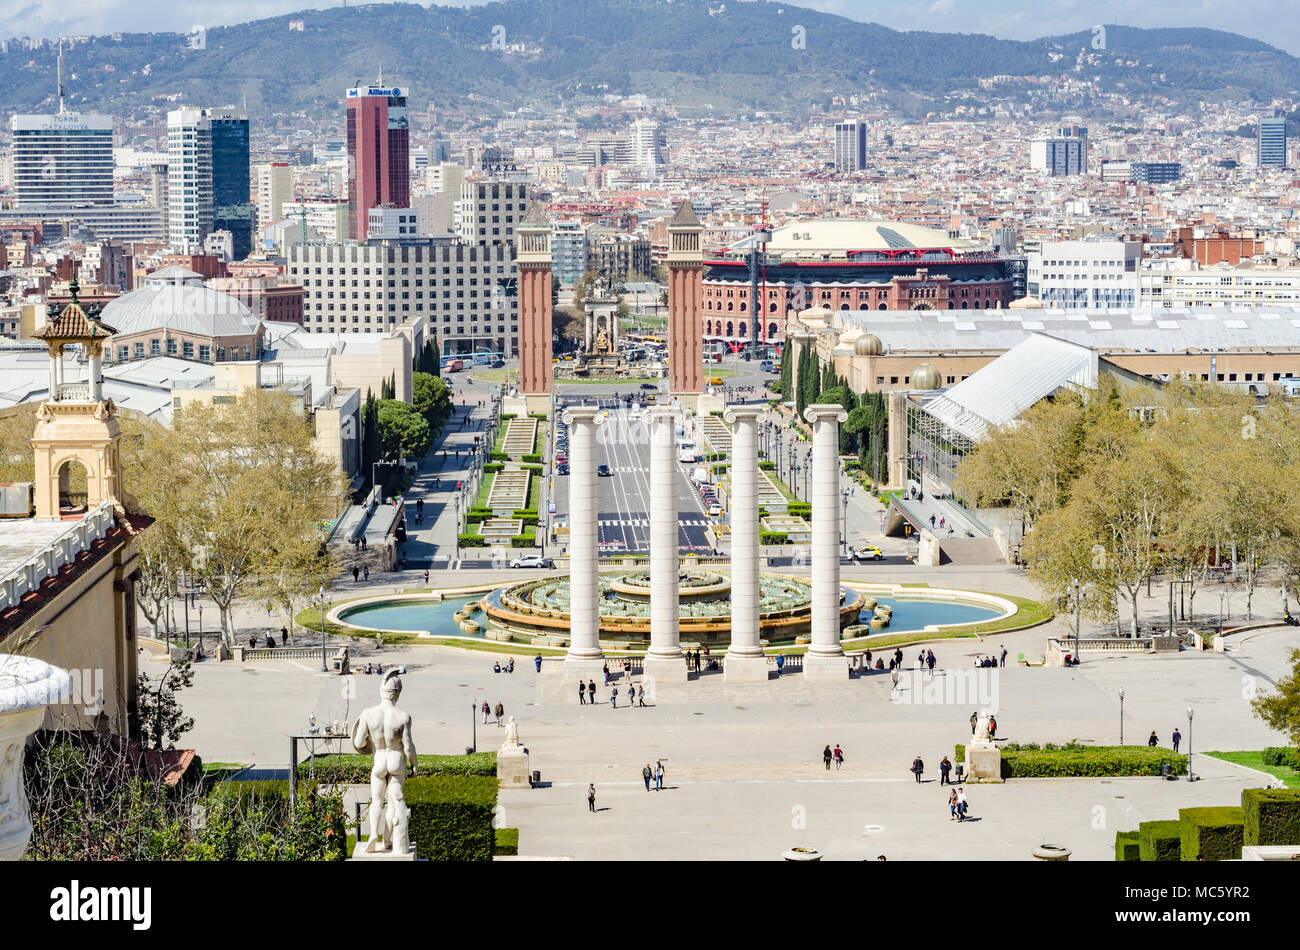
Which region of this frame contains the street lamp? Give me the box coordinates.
[454,495,461,560]
[1186,705,1196,781]
[311,587,330,673]
[1069,579,1087,664]
[471,701,477,754]
[1118,687,1125,745]
[841,487,851,556]
[1218,592,1225,637]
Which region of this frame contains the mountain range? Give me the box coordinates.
[2,0,1298,119]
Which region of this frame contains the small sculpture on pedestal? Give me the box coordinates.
[350,669,417,856]
[496,715,532,788]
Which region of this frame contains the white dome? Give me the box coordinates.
[101,274,260,338]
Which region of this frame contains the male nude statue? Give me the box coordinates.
[350,669,417,854]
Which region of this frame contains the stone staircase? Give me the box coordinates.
[938,537,1003,565]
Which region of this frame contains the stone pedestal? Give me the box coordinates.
[802,652,851,681]
[965,742,1002,782]
[497,747,531,788]
[643,654,688,684]
[0,656,72,861]
[352,842,417,861]
[524,394,552,417]
[722,653,770,683]
[502,395,529,416]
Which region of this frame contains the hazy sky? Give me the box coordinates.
[1,0,1294,56]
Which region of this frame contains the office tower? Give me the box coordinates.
[628,119,666,167]
[167,107,213,252]
[9,113,115,207]
[208,110,251,260]
[1030,126,1088,176]
[149,163,168,210]
[833,119,868,172]
[1258,116,1287,168]
[346,82,410,240]
[256,162,294,230]
[456,180,527,246]
[552,222,587,286]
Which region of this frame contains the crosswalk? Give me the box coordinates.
[597,517,709,527]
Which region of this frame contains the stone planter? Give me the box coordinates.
[783,847,823,861]
[1032,843,1071,861]
[0,656,72,861]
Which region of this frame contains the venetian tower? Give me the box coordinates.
[515,201,554,414]
[29,278,123,519]
[666,201,704,406]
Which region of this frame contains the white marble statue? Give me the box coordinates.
[972,712,993,745]
[350,669,417,854]
[502,715,521,750]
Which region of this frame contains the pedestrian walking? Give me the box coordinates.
[970,710,978,735]
[1000,645,1007,667]
[280,626,289,647]
[1172,728,1182,753]
[587,784,596,813]
[833,744,845,770]
[579,681,587,705]
[643,764,653,791]
[823,745,833,770]
[588,679,597,706]
[352,566,360,582]
[776,652,785,675]
[911,755,924,783]
[957,786,969,821]
[949,788,959,820]
[894,648,903,669]
[655,760,665,790]
[988,715,997,739]
[535,653,543,673]
[494,702,504,726]
[603,662,610,686]
[891,666,900,691]
[363,566,369,581]
[927,650,936,673]
[481,700,490,724]
[637,685,646,707]
[929,514,936,528]
[610,685,618,708]
[917,650,925,671]
[424,570,430,584]
[940,755,952,785]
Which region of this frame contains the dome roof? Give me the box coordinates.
[1007,293,1043,310]
[101,273,260,339]
[854,333,883,356]
[911,363,942,390]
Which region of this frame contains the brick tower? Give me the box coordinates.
[667,201,704,404]
[516,201,553,413]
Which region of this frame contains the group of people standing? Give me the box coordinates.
[579,679,647,707]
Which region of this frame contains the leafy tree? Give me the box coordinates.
[1252,648,1300,751]
[138,654,195,751]
[412,372,452,432]
[377,399,431,459]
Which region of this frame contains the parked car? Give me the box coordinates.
[596,464,613,477]
[510,555,554,569]
[707,503,723,517]
[639,382,658,390]
[556,462,570,475]
[852,545,885,562]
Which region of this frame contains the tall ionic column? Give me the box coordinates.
[643,406,687,682]
[563,406,605,676]
[803,404,850,680]
[724,405,767,682]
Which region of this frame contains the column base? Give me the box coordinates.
[642,655,689,683]
[522,393,552,417]
[723,652,770,683]
[563,656,607,679]
[802,652,850,680]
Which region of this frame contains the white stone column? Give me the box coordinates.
[0,656,72,860]
[723,405,767,682]
[89,344,103,403]
[803,404,849,680]
[644,406,687,681]
[563,406,605,675]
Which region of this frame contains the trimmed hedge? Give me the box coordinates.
[511,531,538,548]
[297,752,496,785]
[1115,830,1141,861]
[1263,747,1300,769]
[406,775,498,861]
[1000,745,1187,779]
[483,463,504,474]
[1138,820,1183,861]
[758,461,776,470]
[955,743,965,764]
[760,532,790,545]
[787,502,811,516]
[495,827,519,856]
[458,534,488,547]
[1180,807,1244,861]
[1242,787,1300,846]
[491,451,509,461]
[520,464,543,474]
[521,453,542,463]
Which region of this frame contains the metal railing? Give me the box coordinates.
[0,501,115,612]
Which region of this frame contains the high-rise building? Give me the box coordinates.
[1258,116,1287,168]
[1026,239,1141,308]
[833,119,868,173]
[167,107,213,252]
[208,110,251,260]
[1030,126,1088,176]
[552,222,587,286]
[455,180,527,247]
[346,83,410,240]
[256,162,294,230]
[628,119,666,168]
[9,113,115,207]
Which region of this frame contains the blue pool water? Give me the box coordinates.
[856,596,1000,631]
[340,596,488,637]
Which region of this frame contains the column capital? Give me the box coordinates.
[646,405,680,424]
[562,406,605,426]
[723,405,764,425]
[803,403,848,425]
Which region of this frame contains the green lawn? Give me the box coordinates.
[471,368,509,383]
[1204,750,1300,788]
[474,472,495,508]
[557,377,662,386]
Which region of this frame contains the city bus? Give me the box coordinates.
[703,341,725,362]
[677,441,699,463]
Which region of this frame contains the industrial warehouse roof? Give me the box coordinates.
[99,270,260,339]
[835,305,1300,353]
[919,333,1144,442]
[727,220,984,256]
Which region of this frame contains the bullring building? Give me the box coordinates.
[700,221,1014,351]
